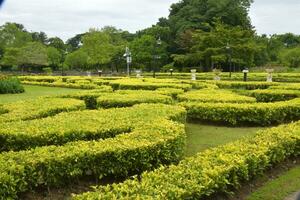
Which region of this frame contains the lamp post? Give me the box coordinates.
[153,37,162,78]
[124,47,132,77]
[226,44,232,78]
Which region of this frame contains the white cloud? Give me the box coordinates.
[0,0,299,41]
[0,0,177,40]
[250,0,300,35]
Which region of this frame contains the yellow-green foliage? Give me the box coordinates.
[155,88,184,98]
[179,98,300,125]
[247,89,300,102]
[97,90,173,108]
[0,106,7,115]
[192,81,219,89]
[178,89,256,103]
[59,87,113,108]
[19,76,59,83]
[0,98,85,123]
[0,104,186,199]
[208,81,280,90]
[270,83,300,90]
[143,72,300,82]
[21,80,105,89]
[109,78,192,91]
[73,121,300,199]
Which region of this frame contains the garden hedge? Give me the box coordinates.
[109,79,192,91]
[155,88,185,98]
[0,76,24,94]
[21,80,105,89]
[178,89,256,103]
[270,83,300,90]
[97,90,173,108]
[73,121,300,199]
[142,72,300,82]
[0,97,85,123]
[59,87,113,108]
[246,89,300,102]
[0,104,187,199]
[212,81,280,90]
[179,98,300,125]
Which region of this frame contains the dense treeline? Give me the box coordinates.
[1,0,300,74]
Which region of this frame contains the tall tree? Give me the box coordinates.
[173,21,259,71]
[64,50,88,70]
[81,29,115,69]
[47,47,62,68]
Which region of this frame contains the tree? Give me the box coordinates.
[47,47,62,68]
[0,22,32,49]
[81,29,115,68]
[1,48,21,67]
[130,35,168,71]
[279,47,300,68]
[32,31,48,44]
[173,21,259,71]
[1,42,48,72]
[66,34,85,52]
[48,37,66,51]
[64,50,88,70]
[18,42,48,68]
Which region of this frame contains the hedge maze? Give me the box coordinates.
[1,76,300,199]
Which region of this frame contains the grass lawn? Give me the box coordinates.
[0,85,84,104]
[246,165,300,200]
[185,123,262,157]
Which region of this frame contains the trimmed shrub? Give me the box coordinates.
[213,81,280,90]
[0,76,24,94]
[109,79,192,91]
[246,89,300,102]
[178,89,256,103]
[59,87,113,108]
[73,121,300,199]
[270,83,300,91]
[155,88,185,98]
[0,104,186,199]
[179,98,300,125]
[0,97,85,123]
[97,90,173,108]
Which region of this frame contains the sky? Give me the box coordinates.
[0,0,300,41]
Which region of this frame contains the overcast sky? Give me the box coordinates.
[0,0,300,41]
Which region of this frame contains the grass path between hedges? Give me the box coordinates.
[185,123,263,157]
[246,165,300,200]
[0,85,84,104]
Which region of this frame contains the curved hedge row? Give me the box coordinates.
[246,89,300,102]
[59,87,113,108]
[142,72,300,82]
[178,89,256,103]
[21,80,106,89]
[270,83,300,90]
[207,81,280,90]
[97,90,173,108]
[109,79,192,91]
[0,104,187,199]
[73,121,300,199]
[0,76,24,94]
[179,98,300,125]
[0,97,85,123]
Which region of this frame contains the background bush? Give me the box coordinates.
[0,76,24,94]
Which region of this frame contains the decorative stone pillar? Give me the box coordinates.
[136,70,142,78]
[191,69,197,81]
[213,68,221,81]
[266,68,274,82]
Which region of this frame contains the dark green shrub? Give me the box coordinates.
[0,76,24,94]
